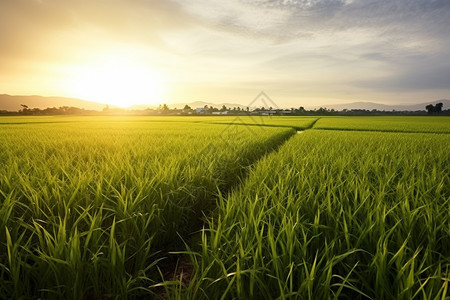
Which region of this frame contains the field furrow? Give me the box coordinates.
[0,119,294,299]
[178,130,450,299]
[313,116,450,133]
[1,116,449,299]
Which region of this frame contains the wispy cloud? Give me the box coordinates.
[174,0,450,41]
[1,0,449,105]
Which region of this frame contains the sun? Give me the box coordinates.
[65,56,166,107]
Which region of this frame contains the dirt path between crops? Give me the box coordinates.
[158,124,314,298]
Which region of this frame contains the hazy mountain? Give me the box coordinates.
[127,104,158,110]
[1,94,448,112]
[0,94,107,111]
[309,100,450,111]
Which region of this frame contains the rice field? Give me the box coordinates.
[314,116,450,133]
[199,116,319,130]
[0,117,294,298]
[0,115,449,299]
[176,130,449,299]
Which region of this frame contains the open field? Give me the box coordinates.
[0,116,449,299]
[0,117,294,298]
[0,115,319,130]
[314,116,450,133]
[198,116,319,130]
[177,130,449,299]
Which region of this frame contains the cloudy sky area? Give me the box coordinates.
[1,0,450,107]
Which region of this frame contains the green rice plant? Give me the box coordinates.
[0,115,320,131]
[201,116,319,130]
[0,118,294,299]
[180,130,450,299]
[313,116,450,133]
[1,115,448,299]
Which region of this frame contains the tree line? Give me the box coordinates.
[0,102,447,116]
[425,103,443,114]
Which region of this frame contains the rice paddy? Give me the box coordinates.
[314,116,450,133]
[177,130,449,299]
[0,116,449,299]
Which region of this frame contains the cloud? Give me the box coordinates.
[1,0,449,105]
[173,0,450,45]
[0,0,193,62]
[355,54,450,91]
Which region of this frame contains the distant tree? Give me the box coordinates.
[183,105,191,110]
[19,104,30,114]
[435,102,443,113]
[162,104,169,112]
[426,104,435,114]
[317,107,327,114]
[221,105,227,111]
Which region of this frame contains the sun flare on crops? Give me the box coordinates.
[66,56,166,107]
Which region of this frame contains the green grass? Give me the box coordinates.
[0,115,449,299]
[0,118,294,299]
[0,115,319,131]
[178,130,450,299]
[0,115,208,125]
[314,116,450,133]
[199,116,319,130]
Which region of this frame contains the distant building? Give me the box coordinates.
[212,111,228,115]
[196,107,205,114]
[261,110,276,116]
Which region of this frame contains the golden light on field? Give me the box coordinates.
[65,56,166,107]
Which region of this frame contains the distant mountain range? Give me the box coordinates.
[310,100,450,112]
[0,94,107,111]
[1,94,448,112]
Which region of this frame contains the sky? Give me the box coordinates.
[1,0,450,108]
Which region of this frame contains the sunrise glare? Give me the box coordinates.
[1,0,449,107]
[64,54,167,107]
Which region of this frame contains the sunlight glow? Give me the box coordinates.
[66,56,166,107]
